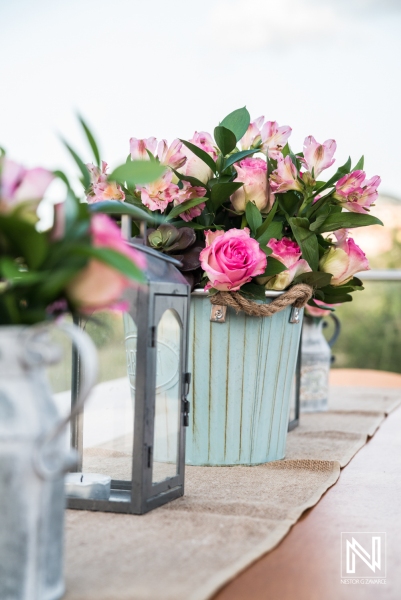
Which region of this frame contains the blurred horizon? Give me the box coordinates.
[1,0,401,202]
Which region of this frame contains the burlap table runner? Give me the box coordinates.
[64,386,401,600]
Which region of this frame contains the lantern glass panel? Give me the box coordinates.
[80,312,134,485]
[152,308,182,485]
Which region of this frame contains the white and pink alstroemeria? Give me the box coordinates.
[138,170,179,212]
[239,116,264,150]
[173,181,207,222]
[156,138,187,170]
[180,131,218,185]
[239,117,292,159]
[129,137,158,161]
[333,170,381,214]
[269,155,303,194]
[261,121,292,159]
[86,161,125,203]
[302,136,336,178]
[319,229,369,285]
[0,157,54,218]
[263,237,311,290]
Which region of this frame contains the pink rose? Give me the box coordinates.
[138,170,179,212]
[180,131,217,184]
[269,155,303,194]
[305,300,338,318]
[302,136,336,177]
[333,170,381,214]
[86,161,125,203]
[67,214,146,313]
[200,228,267,291]
[173,181,206,222]
[319,229,369,285]
[0,157,54,218]
[263,237,311,290]
[231,157,274,213]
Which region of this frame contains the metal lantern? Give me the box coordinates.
[66,242,191,514]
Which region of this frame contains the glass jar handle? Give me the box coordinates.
[26,321,98,480]
[328,314,341,348]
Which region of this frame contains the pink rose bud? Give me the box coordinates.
[333,170,381,214]
[302,136,336,177]
[200,228,267,291]
[231,157,274,213]
[179,131,217,184]
[67,214,146,313]
[319,230,369,285]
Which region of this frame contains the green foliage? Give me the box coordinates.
[108,161,166,187]
[214,126,237,156]
[219,107,250,141]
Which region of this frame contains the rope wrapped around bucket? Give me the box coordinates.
[209,283,313,317]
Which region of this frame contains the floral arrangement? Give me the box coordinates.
[71,108,383,315]
[0,124,165,325]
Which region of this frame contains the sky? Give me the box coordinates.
[1,0,401,200]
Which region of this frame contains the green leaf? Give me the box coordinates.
[210,182,243,211]
[256,202,278,238]
[88,200,159,223]
[245,202,263,234]
[214,126,237,157]
[277,191,302,217]
[220,107,251,141]
[53,169,71,188]
[259,246,273,257]
[223,149,258,170]
[262,256,287,277]
[289,217,319,271]
[180,139,216,174]
[256,220,283,246]
[171,168,206,188]
[318,212,383,233]
[72,246,146,283]
[166,197,206,221]
[108,161,166,187]
[0,216,48,270]
[352,155,364,171]
[321,293,353,304]
[78,114,101,167]
[309,204,331,231]
[240,282,266,300]
[61,138,91,190]
[293,271,332,288]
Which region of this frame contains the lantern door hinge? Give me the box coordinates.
[147,445,152,468]
[182,372,191,427]
[149,326,156,347]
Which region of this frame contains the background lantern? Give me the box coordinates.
[66,241,191,514]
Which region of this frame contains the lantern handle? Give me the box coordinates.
[27,321,98,481]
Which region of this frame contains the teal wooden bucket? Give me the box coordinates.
[185,291,303,466]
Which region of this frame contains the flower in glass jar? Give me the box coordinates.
[231,157,274,213]
[333,170,381,213]
[319,229,369,285]
[302,136,336,177]
[86,161,125,203]
[269,156,303,193]
[180,131,217,184]
[0,156,54,220]
[66,214,146,313]
[200,228,267,291]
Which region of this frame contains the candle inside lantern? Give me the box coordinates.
[65,473,111,501]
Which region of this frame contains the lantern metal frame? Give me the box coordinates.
[67,242,191,515]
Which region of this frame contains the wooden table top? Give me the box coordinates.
[214,370,401,600]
